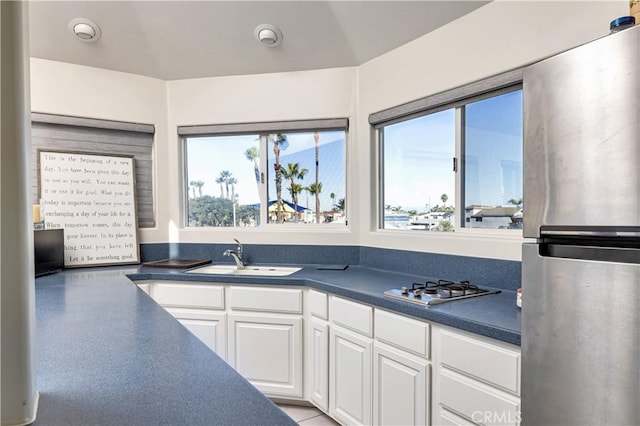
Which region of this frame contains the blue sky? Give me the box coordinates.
[267,132,345,211]
[186,134,261,203]
[383,109,456,212]
[382,90,522,212]
[186,90,521,215]
[185,131,346,211]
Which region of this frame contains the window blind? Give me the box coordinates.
[368,69,523,127]
[31,113,156,228]
[177,118,348,136]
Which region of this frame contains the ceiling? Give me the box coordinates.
[28,1,489,81]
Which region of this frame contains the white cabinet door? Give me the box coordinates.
[165,308,227,361]
[373,343,429,426]
[309,317,329,412]
[330,326,372,426]
[228,313,303,398]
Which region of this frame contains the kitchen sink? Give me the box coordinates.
[186,264,301,276]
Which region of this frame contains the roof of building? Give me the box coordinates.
[471,207,522,218]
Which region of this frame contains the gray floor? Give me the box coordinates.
[276,403,340,425]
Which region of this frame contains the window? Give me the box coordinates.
[371,70,523,232]
[180,120,347,228]
[185,134,261,227]
[464,90,523,230]
[381,109,455,231]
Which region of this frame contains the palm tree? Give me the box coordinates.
[244,146,260,190]
[190,180,204,197]
[287,183,304,221]
[218,170,233,199]
[335,198,345,212]
[441,193,449,206]
[215,176,224,198]
[306,182,323,223]
[228,177,238,199]
[508,198,523,207]
[282,162,308,222]
[269,134,288,222]
[189,181,197,198]
[313,131,320,224]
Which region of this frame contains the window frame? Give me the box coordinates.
[179,119,349,230]
[371,70,524,236]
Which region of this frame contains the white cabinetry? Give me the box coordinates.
[228,313,303,398]
[307,290,329,412]
[329,296,373,425]
[374,310,431,426]
[435,328,521,426]
[165,307,227,358]
[227,286,304,399]
[136,279,522,426]
[144,281,227,360]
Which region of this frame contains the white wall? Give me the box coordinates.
[29,0,627,260]
[355,0,626,260]
[166,68,358,246]
[2,2,38,423]
[30,58,169,242]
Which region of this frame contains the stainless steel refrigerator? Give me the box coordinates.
[522,25,640,425]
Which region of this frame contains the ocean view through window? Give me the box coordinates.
[374,75,523,232]
[381,109,455,231]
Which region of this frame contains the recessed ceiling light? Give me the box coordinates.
[68,18,102,43]
[254,24,283,47]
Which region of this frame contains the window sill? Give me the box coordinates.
[181,224,352,233]
[375,227,527,240]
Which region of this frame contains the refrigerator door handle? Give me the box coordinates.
[541,244,640,265]
[541,229,640,238]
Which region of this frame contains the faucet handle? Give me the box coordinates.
[233,239,243,257]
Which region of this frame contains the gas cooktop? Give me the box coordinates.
[384,280,500,306]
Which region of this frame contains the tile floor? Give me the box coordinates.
[276,403,340,425]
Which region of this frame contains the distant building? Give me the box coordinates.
[411,211,454,231]
[465,205,522,229]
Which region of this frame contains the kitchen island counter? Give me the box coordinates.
[33,267,296,426]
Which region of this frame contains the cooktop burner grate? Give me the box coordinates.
[384,280,500,306]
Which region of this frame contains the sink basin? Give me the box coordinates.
[186,264,301,276]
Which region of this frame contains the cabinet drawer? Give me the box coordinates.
[152,282,224,309]
[439,371,520,426]
[437,407,475,426]
[229,286,302,314]
[309,289,328,319]
[165,307,224,321]
[329,296,373,337]
[440,330,520,394]
[375,309,430,359]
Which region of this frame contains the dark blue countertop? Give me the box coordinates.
[33,267,297,426]
[131,264,522,346]
[33,263,520,425]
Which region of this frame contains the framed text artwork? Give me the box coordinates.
[38,150,140,267]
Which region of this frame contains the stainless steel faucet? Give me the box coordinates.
[223,238,245,269]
